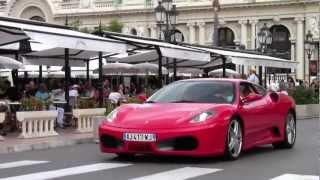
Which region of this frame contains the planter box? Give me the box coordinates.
[16,111,59,139]
[92,116,106,143]
[296,104,320,119]
[73,108,105,133]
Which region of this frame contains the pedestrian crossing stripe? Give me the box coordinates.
[271,174,319,180]
[130,167,223,180]
[0,161,317,180]
[0,161,49,170]
[0,163,133,180]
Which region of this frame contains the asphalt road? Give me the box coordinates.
[0,119,318,180]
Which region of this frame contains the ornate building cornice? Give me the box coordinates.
[53,0,320,17]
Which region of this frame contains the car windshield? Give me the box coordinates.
[147,81,235,104]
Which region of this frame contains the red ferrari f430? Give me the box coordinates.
[99,79,296,160]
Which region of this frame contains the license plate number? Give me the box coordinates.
[123,133,156,142]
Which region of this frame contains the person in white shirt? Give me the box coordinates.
[247,68,260,84]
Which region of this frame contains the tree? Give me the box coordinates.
[107,19,123,33]
[68,19,82,31]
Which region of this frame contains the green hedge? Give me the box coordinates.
[288,87,319,105]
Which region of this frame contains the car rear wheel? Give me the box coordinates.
[273,112,296,149]
[224,119,243,160]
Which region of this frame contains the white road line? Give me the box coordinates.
[130,167,223,180]
[0,163,132,180]
[0,161,49,170]
[271,174,319,180]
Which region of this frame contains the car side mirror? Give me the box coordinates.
[269,92,279,103]
[242,94,262,104]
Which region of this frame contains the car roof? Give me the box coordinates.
[179,78,247,84]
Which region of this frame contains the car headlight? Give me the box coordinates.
[191,111,215,123]
[105,109,118,123]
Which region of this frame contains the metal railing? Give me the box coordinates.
[60,0,80,9]
[94,0,115,8]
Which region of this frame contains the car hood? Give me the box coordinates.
[109,103,230,130]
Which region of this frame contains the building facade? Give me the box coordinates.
[0,0,319,80]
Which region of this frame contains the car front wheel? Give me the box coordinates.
[224,119,243,160]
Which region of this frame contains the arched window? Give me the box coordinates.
[131,28,137,35]
[270,25,290,53]
[30,16,45,22]
[218,27,235,47]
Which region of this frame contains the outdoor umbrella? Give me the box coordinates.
[208,68,239,77]
[0,56,24,69]
[132,62,168,88]
[132,62,168,75]
[169,68,203,77]
[94,62,135,74]
[93,62,136,88]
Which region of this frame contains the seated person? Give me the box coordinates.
[240,85,255,100]
[108,86,122,106]
[213,89,234,103]
[35,83,50,102]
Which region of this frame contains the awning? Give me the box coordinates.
[104,32,211,63]
[108,50,210,67]
[229,57,298,69]
[0,17,127,54]
[22,57,85,67]
[0,27,29,46]
[22,48,114,67]
[185,45,298,69]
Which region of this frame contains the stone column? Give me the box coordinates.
[239,20,248,49]
[290,41,296,76]
[198,21,206,45]
[295,17,305,80]
[249,19,258,50]
[187,22,196,44]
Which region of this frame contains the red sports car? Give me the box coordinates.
[99,79,296,160]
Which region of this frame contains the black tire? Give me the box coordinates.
[116,153,135,159]
[273,112,296,149]
[224,118,243,160]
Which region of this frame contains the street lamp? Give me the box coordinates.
[154,0,179,85]
[257,23,272,86]
[154,0,177,42]
[304,30,315,85]
[258,23,272,53]
[212,0,220,47]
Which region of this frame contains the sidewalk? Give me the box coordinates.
[0,129,94,154]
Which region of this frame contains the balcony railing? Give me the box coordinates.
[145,0,153,8]
[94,0,115,8]
[0,0,6,10]
[60,0,80,9]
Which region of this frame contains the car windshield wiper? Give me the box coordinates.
[145,100,157,103]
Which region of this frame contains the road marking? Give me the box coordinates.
[0,163,132,180]
[130,167,223,180]
[0,161,49,170]
[271,174,319,180]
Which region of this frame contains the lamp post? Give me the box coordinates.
[257,23,272,53]
[212,0,220,47]
[304,30,315,85]
[155,0,179,85]
[257,23,272,86]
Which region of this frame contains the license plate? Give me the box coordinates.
[123,133,156,142]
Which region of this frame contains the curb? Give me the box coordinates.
[0,137,94,154]
[297,117,319,120]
